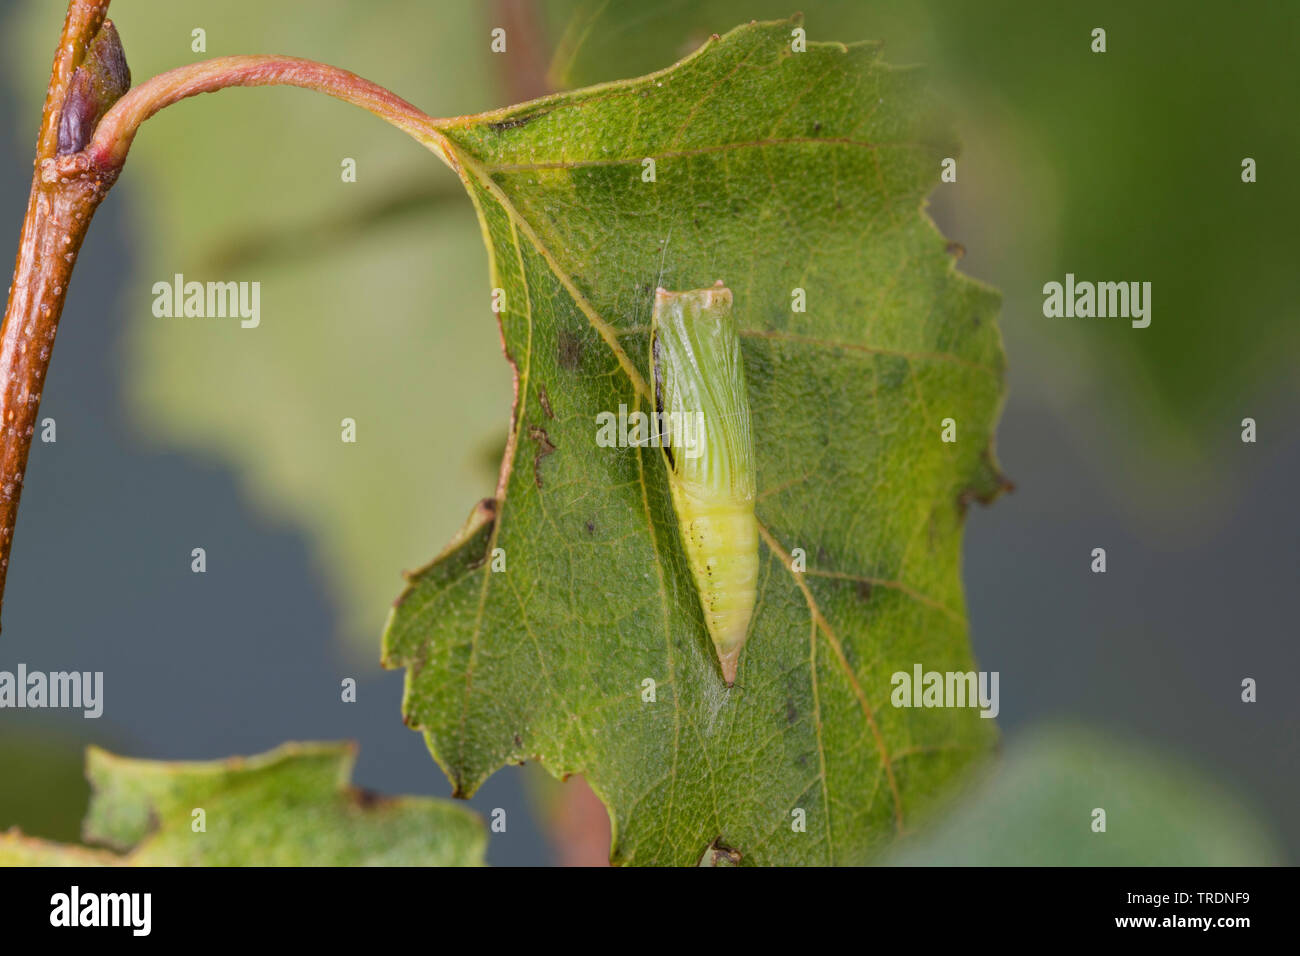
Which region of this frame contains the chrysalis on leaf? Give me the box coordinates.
[650,281,758,686]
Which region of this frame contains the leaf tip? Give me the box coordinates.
[957,448,1015,514]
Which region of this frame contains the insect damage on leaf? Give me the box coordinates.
[528,424,556,488]
[650,282,758,686]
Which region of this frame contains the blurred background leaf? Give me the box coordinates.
[2,741,486,866]
[886,725,1280,865]
[10,0,515,660]
[0,729,93,843]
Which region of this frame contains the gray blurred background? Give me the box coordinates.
[0,0,1295,865]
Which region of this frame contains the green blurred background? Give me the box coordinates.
[0,0,1294,864]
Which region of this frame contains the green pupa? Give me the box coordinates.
[650,281,758,685]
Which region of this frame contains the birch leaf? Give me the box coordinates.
[0,742,485,866]
[385,17,1008,865]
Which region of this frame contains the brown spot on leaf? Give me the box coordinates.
[538,383,554,419]
[350,787,394,811]
[698,837,742,867]
[486,109,552,133]
[528,424,556,488]
[557,329,583,371]
[585,519,595,534]
[945,241,966,259]
[856,579,873,602]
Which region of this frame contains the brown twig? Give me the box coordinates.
[0,0,114,627]
[0,0,455,630]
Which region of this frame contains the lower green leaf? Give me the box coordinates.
[1,742,485,867]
